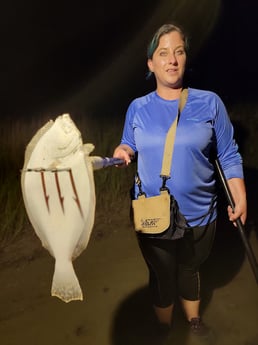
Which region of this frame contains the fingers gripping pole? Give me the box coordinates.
[214,158,258,284]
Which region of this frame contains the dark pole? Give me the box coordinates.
[101,157,124,167]
[214,158,258,284]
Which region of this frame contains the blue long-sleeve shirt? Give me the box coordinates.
[120,88,243,226]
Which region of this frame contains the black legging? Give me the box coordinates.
[137,221,216,307]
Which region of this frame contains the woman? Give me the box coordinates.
[113,23,247,337]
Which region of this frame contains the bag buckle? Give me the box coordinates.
[135,173,146,197]
[160,175,170,193]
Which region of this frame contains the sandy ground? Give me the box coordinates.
[0,202,258,345]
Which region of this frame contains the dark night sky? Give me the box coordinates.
[191,0,258,103]
[1,0,160,118]
[1,0,258,119]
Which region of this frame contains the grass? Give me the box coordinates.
[0,101,257,246]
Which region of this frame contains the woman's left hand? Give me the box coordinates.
[227,178,247,226]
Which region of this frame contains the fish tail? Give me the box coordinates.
[51,260,83,303]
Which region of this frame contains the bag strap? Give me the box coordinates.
[160,88,188,181]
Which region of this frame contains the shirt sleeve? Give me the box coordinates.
[120,101,137,153]
[213,93,244,179]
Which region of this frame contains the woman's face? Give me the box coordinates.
[147,31,186,90]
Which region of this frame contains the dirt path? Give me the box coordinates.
[0,211,258,345]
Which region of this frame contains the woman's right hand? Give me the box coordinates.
[113,144,134,166]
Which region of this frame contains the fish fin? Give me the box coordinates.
[51,260,83,303]
[22,119,54,169]
[83,143,95,155]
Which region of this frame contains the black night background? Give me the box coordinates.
[1,0,257,119]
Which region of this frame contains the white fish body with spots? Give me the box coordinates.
[21,113,98,303]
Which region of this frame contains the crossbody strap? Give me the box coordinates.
[160,88,188,179]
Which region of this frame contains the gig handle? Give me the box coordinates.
[214,158,258,284]
[101,157,125,167]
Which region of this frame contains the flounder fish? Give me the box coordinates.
[21,113,107,303]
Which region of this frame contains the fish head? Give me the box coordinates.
[51,113,82,159]
[23,113,84,170]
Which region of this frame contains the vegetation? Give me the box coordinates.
[0,101,257,246]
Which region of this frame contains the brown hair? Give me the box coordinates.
[147,23,189,59]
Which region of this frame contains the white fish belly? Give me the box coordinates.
[23,153,95,254]
[22,151,95,302]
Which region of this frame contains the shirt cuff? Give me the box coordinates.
[223,164,244,180]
